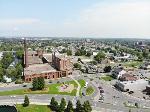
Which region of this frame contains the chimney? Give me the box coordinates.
[24,38,29,67]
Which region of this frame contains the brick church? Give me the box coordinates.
[23,39,73,82]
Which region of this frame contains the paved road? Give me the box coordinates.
[0,71,150,112]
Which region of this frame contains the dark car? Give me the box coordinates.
[98,86,102,89]
[22,85,27,87]
[82,92,85,96]
[128,91,134,94]
[100,90,104,93]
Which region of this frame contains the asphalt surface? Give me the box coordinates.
[0,71,150,112]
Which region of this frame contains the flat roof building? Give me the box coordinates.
[116,79,149,91]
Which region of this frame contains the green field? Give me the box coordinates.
[0,80,78,96]
[123,61,142,68]
[100,75,114,81]
[16,104,51,112]
[86,86,94,95]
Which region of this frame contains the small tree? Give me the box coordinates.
[67,50,72,56]
[50,97,59,111]
[129,109,131,112]
[82,101,92,112]
[135,102,138,108]
[65,100,74,112]
[58,98,66,112]
[76,100,82,112]
[103,66,112,73]
[86,52,92,57]
[23,95,29,107]
[73,63,81,70]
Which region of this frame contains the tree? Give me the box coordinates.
[61,49,67,53]
[37,77,45,90]
[65,100,73,112]
[78,58,81,62]
[73,63,81,70]
[50,97,59,111]
[67,50,72,56]
[16,50,23,59]
[82,101,92,112]
[32,77,45,90]
[58,98,66,112]
[86,52,92,57]
[94,52,106,63]
[23,95,29,107]
[1,52,14,69]
[75,50,81,56]
[90,61,97,65]
[103,66,112,73]
[143,50,148,59]
[32,78,38,90]
[0,66,4,82]
[75,100,82,112]
[137,53,143,61]
[16,63,23,79]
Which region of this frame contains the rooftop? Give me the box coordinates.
[24,63,56,76]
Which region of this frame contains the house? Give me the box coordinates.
[112,67,126,79]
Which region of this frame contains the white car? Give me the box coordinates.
[84,82,88,88]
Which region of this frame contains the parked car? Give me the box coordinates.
[100,90,104,93]
[98,86,102,89]
[128,91,134,94]
[23,85,27,87]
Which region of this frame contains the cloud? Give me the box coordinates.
[61,0,150,38]
[0,0,150,38]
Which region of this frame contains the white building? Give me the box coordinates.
[116,79,149,91]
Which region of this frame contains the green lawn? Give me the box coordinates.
[0,81,78,96]
[47,80,78,96]
[78,79,86,96]
[100,75,114,81]
[16,104,51,112]
[123,61,142,68]
[86,86,94,95]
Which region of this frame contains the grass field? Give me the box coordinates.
[86,86,94,95]
[100,75,114,81]
[16,104,51,112]
[123,61,142,68]
[78,79,86,96]
[0,80,78,96]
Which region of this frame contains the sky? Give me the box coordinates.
[0,0,150,38]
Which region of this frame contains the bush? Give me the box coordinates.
[23,95,29,107]
[15,80,23,84]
